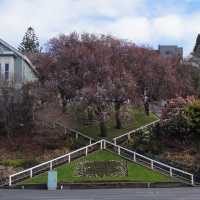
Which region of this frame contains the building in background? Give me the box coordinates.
[0,38,38,88]
[158,45,183,59]
[184,34,200,68]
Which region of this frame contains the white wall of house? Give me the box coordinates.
[0,39,38,88]
[23,60,38,83]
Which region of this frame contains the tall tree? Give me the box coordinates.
[18,27,40,53]
[43,32,196,137]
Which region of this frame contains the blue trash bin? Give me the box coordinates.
[48,170,57,190]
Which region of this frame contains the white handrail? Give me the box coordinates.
[113,119,160,142]
[9,140,102,186]
[54,121,94,141]
[69,128,94,140]
[103,139,194,184]
[9,139,194,186]
[41,119,94,143]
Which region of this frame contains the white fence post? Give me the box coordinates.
[89,139,92,145]
[151,160,154,169]
[133,152,136,162]
[50,161,53,170]
[103,140,106,149]
[9,176,12,186]
[191,175,194,185]
[114,139,117,145]
[100,140,103,150]
[68,154,71,163]
[30,169,33,178]
[86,146,88,156]
[170,168,173,176]
[118,146,121,155]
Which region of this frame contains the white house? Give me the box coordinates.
[0,38,38,88]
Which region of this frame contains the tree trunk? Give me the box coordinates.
[99,112,107,137]
[144,102,149,116]
[87,107,93,121]
[115,102,122,129]
[57,85,67,113]
[61,96,67,113]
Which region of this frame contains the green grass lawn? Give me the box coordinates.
[21,150,173,184]
[78,107,158,140]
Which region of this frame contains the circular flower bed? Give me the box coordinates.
[75,160,128,177]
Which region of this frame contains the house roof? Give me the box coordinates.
[0,38,39,77]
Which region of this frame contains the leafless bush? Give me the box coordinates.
[0,84,34,140]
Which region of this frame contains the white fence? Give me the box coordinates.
[41,120,95,145]
[9,140,102,186]
[54,121,95,144]
[113,119,160,145]
[8,139,194,187]
[104,140,194,185]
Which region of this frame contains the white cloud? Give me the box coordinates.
[108,17,152,43]
[153,15,184,39]
[0,0,200,55]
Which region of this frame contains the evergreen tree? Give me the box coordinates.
[18,27,40,53]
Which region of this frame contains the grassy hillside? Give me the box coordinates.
[22,150,173,184]
[78,107,158,140]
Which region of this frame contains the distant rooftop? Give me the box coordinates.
[158,45,183,59]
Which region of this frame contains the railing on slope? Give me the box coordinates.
[8,140,103,186]
[9,139,194,187]
[41,120,95,145]
[54,121,95,144]
[104,140,194,185]
[113,119,160,145]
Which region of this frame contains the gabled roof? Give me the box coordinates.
[0,38,39,77]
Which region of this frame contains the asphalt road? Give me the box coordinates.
[1,187,200,200]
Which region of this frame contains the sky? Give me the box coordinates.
[0,0,200,56]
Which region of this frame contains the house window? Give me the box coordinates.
[5,63,9,80]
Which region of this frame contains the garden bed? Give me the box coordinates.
[75,160,128,177]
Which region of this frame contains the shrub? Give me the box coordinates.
[44,142,61,150]
[22,159,39,168]
[0,159,26,168]
[0,84,34,138]
[0,159,39,168]
[185,100,200,151]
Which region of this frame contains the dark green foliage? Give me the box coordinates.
[147,99,200,153]
[70,137,90,150]
[185,100,200,150]
[0,159,25,168]
[129,127,164,155]
[154,114,190,143]
[0,159,39,168]
[18,27,40,53]
[22,159,39,168]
